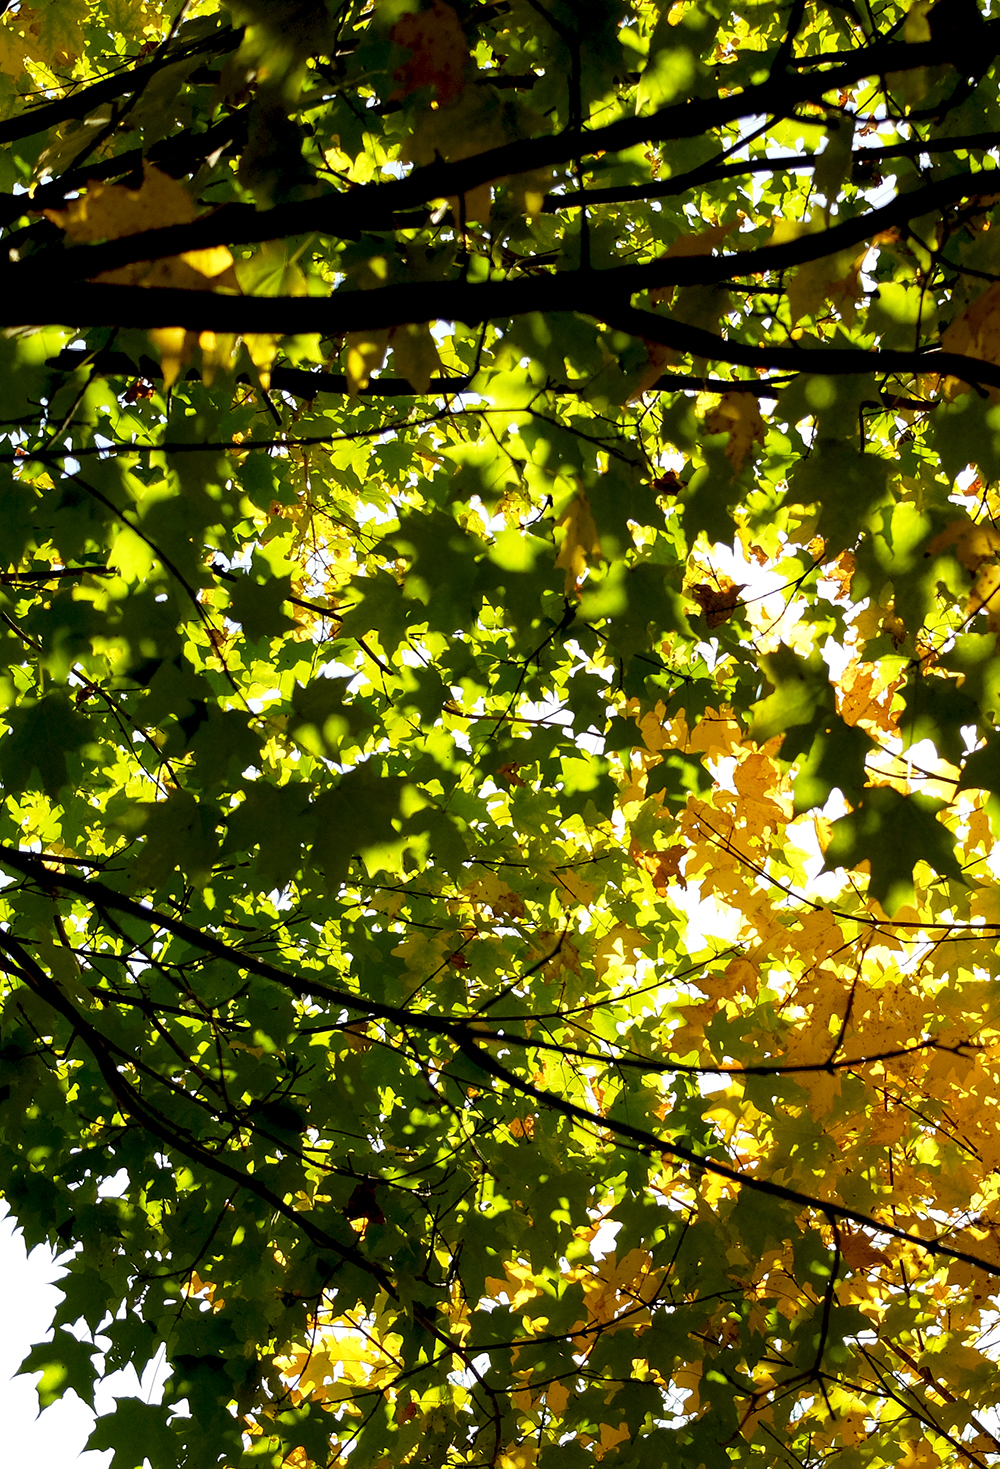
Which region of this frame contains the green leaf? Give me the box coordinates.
[87,1399,181,1469]
[0,693,95,797]
[19,1328,99,1410]
[749,646,831,745]
[823,787,963,913]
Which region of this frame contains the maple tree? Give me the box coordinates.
[4,1,1000,1468]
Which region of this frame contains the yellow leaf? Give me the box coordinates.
[838,1230,888,1270]
[628,336,677,400]
[787,248,866,327]
[926,517,1000,572]
[508,167,553,218]
[554,488,602,594]
[545,1380,570,1415]
[968,562,1000,633]
[702,392,766,474]
[345,329,390,395]
[18,0,86,68]
[46,163,238,282]
[555,868,597,907]
[243,332,281,390]
[597,1424,630,1456]
[942,282,1000,399]
[898,1439,942,1469]
[149,326,190,392]
[47,162,197,249]
[664,220,737,259]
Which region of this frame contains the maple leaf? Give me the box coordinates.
[388,321,442,393]
[926,517,1000,572]
[942,282,1000,399]
[629,336,677,399]
[555,488,602,594]
[787,246,866,327]
[823,786,963,914]
[688,577,745,627]
[392,0,469,105]
[702,393,766,474]
[344,328,390,395]
[45,164,240,388]
[631,843,686,892]
[45,164,237,291]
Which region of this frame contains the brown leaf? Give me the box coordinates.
[968,563,1000,633]
[343,1179,385,1225]
[632,844,686,893]
[689,578,745,627]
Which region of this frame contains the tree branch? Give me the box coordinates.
[6,47,983,284]
[0,24,237,147]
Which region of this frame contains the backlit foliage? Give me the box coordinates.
[2,2,1000,1468]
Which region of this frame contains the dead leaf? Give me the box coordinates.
[689,578,745,627]
[632,844,686,893]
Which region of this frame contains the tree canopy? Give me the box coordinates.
[4,1,1000,1467]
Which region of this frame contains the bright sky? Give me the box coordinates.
[0,1207,109,1468]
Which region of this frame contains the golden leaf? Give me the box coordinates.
[554,488,602,594]
[926,517,1000,572]
[651,218,738,305]
[628,336,677,400]
[44,164,239,290]
[45,165,239,388]
[787,247,866,327]
[838,1230,888,1270]
[345,329,390,395]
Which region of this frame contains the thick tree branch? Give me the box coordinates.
[600,303,1000,391]
[5,47,985,283]
[1,170,985,335]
